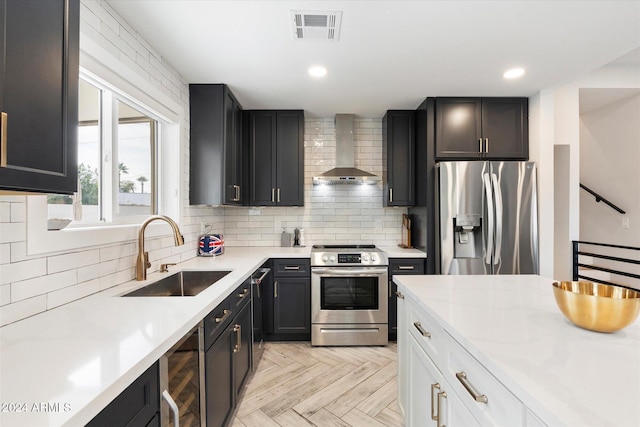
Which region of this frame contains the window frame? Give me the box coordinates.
[26,56,184,256]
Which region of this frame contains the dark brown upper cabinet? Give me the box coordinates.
[246,110,304,206]
[190,84,244,205]
[0,0,80,194]
[383,110,415,207]
[435,97,528,160]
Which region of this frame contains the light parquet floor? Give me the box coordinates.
[231,342,404,427]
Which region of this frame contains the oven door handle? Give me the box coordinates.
[311,267,388,276]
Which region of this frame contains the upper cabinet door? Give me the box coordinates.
[434,98,483,160]
[481,98,528,159]
[0,0,80,194]
[383,110,415,207]
[248,111,277,205]
[435,97,529,161]
[189,84,243,206]
[246,110,304,207]
[275,110,304,206]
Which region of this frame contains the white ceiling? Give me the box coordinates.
[106,0,640,118]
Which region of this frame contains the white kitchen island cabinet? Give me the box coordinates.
[395,274,640,427]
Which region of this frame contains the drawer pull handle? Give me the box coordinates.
[233,324,241,353]
[395,291,405,299]
[214,309,231,323]
[413,321,431,338]
[238,288,250,299]
[284,265,300,270]
[1,112,7,167]
[274,281,278,298]
[456,371,488,404]
[437,391,447,427]
[431,383,441,420]
[398,265,415,270]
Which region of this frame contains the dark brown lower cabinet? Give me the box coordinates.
[205,326,234,427]
[86,362,159,427]
[205,279,252,427]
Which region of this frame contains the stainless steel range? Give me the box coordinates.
[311,245,389,346]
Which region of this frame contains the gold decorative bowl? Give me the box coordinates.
[552,281,640,333]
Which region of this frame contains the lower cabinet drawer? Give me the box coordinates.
[86,362,159,427]
[445,333,524,426]
[204,298,233,350]
[407,299,447,369]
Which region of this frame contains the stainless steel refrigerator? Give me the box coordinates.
[436,161,538,275]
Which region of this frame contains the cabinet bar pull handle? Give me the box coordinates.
[162,390,180,427]
[437,391,447,427]
[388,280,392,298]
[456,371,488,403]
[398,265,415,270]
[235,185,241,201]
[215,309,231,323]
[1,112,7,167]
[413,321,431,338]
[274,281,278,298]
[395,291,405,299]
[484,137,489,153]
[233,324,241,353]
[389,188,393,203]
[238,288,249,299]
[277,188,281,203]
[272,188,275,203]
[431,383,441,420]
[478,138,483,154]
[284,265,300,270]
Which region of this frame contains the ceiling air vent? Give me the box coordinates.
[290,10,342,41]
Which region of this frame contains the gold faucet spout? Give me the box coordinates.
[136,215,185,281]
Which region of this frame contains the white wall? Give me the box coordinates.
[533,58,640,280]
[0,2,404,326]
[579,92,640,246]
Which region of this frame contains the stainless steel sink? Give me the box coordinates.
[122,270,231,297]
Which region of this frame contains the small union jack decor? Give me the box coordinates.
[198,234,224,256]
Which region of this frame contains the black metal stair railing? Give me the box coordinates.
[572,241,640,291]
[580,184,626,214]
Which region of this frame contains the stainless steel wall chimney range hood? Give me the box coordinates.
[312,114,381,185]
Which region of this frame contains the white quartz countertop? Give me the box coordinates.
[394,274,640,427]
[0,245,423,426]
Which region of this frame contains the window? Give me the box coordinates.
[48,77,160,224]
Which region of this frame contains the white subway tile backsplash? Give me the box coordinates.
[11,270,77,303]
[0,284,10,306]
[1,258,47,285]
[0,223,26,244]
[0,243,9,265]
[47,249,100,274]
[47,278,102,310]
[10,202,26,222]
[77,259,119,283]
[0,295,47,327]
[0,202,10,222]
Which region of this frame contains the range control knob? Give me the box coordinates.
[370,254,377,262]
[362,254,369,261]
[329,255,336,262]
[322,255,329,262]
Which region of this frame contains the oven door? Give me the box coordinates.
[311,266,388,325]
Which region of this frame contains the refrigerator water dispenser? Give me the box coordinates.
[453,214,482,259]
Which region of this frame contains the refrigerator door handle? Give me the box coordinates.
[491,173,503,266]
[482,172,494,265]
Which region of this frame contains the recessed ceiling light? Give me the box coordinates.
[504,67,525,79]
[308,66,328,78]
